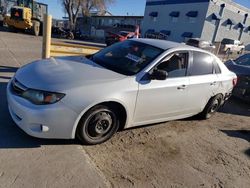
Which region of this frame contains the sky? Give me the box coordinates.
[39,0,250,19]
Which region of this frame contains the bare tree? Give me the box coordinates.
[1,0,11,15]
[61,0,81,30]
[61,0,114,30]
[81,0,115,16]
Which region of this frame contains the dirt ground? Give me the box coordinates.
[84,98,250,188]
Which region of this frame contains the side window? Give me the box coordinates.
[156,52,188,78]
[189,52,213,76]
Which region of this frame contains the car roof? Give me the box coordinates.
[131,38,201,51]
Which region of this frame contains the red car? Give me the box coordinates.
[105,31,139,46]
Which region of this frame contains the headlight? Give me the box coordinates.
[22,89,65,105]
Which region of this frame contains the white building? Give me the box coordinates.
[142,0,250,48]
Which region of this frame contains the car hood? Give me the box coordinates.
[224,60,250,76]
[15,56,127,91]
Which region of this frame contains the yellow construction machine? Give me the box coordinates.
[3,0,47,36]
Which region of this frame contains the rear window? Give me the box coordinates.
[221,39,234,44]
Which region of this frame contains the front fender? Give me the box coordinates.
[70,99,131,139]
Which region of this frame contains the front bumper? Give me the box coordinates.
[7,81,78,139]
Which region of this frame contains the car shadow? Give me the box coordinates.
[219,97,250,117]
[0,65,19,73]
[221,129,250,157]
[0,81,80,149]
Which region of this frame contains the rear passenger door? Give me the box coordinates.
[187,51,220,112]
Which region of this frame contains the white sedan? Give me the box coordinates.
[7,39,237,144]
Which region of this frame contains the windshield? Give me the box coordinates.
[235,54,250,66]
[92,40,164,75]
[222,38,234,44]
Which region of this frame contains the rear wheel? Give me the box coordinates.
[199,95,223,119]
[77,105,119,145]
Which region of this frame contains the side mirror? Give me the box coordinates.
[150,69,168,80]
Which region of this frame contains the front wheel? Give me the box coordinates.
[67,32,74,40]
[77,105,119,145]
[199,95,223,119]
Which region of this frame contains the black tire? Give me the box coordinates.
[67,32,74,40]
[77,105,119,145]
[199,95,223,119]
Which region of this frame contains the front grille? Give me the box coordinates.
[11,78,27,95]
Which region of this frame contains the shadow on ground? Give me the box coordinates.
[0,65,18,73]
[0,26,8,32]
[62,40,106,48]
[221,129,250,157]
[219,97,250,117]
[0,81,80,149]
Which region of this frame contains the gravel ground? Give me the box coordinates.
[84,99,250,188]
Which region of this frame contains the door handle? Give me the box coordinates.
[177,85,187,90]
[210,81,217,86]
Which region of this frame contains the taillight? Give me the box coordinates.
[233,77,238,87]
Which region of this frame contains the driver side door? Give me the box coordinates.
[134,51,192,125]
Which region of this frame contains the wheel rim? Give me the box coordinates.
[85,110,115,140]
[210,99,220,113]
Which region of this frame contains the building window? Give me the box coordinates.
[149,11,158,22]
[182,32,193,42]
[186,11,198,23]
[169,11,180,23]
[160,30,171,39]
[109,19,113,25]
[189,17,196,23]
[237,28,241,33]
[211,13,221,25]
[225,18,236,30]
[237,22,245,33]
[226,24,232,30]
[171,17,178,23]
[151,17,157,22]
